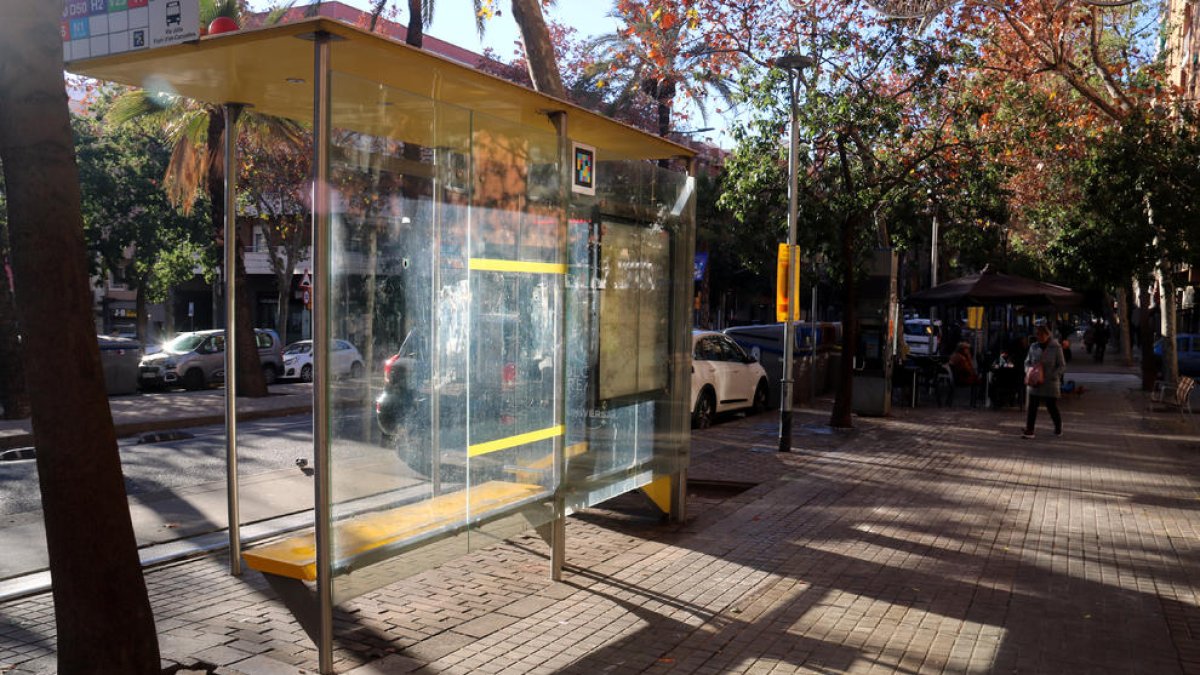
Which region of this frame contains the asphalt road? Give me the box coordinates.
[0,409,379,518]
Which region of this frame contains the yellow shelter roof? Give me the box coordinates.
[66,18,694,162]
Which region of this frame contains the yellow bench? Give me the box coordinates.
[243,480,547,641]
[244,480,545,581]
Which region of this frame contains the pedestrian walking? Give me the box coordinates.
[1093,320,1110,363]
[1023,323,1066,439]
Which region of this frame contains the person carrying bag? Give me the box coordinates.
[1022,324,1066,439]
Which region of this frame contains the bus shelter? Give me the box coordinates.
[70,18,696,673]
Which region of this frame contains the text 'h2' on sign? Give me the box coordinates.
[62,0,198,64]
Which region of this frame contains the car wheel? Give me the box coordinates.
[300,364,313,383]
[350,361,364,380]
[262,364,278,385]
[692,389,715,430]
[182,369,206,391]
[752,379,769,414]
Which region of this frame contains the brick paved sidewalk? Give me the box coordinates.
[3,367,1199,674]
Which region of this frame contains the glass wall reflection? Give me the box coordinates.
[322,71,693,595]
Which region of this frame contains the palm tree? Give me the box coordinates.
[511,0,565,98]
[110,90,304,395]
[365,1,561,96]
[583,5,735,138]
[109,1,306,397]
[0,1,159,670]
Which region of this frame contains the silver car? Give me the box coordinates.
[138,329,283,390]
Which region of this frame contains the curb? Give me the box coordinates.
[0,403,314,452]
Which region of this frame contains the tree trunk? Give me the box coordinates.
[276,270,292,347]
[511,0,565,99]
[165,286,176,338]
[0,2,160,670]
[406,0,424,48]
[233,228,269,395]
[1139,279,1155,390]
[134,276,149,343]
[1117,285,1132,367]
[0,219,29,419]
[1157,260,1179,384]
[657,97,672,138]
[206,110,267,396]
[830,215,857,429]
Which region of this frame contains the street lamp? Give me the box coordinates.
[775,51,814,453]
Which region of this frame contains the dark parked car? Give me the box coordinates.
[1154,333,1200,377]
[375,330,425,436]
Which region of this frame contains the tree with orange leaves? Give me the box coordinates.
[942,0,1193,380]
[717,0,988,427]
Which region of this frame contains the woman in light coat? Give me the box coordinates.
[1023,324,1066,439]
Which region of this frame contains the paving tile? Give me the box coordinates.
[5,367,1200,675]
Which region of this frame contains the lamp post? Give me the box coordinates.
[775,52,814,454]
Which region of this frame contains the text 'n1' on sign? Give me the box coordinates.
[776,243,801,323]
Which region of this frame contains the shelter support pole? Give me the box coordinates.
[548,110,568,582]
[223,102,244,577]
[311,31,335,675]
[811,281,818,404]
[930,211,939,322]
[670,156,701,524]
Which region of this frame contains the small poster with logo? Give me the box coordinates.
[572,142,596,196]
[63,0,197,63]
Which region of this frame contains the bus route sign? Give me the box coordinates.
[63,0,198,63]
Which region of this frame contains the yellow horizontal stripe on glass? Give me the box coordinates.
[468,425,565,457]
[468,258,567,275]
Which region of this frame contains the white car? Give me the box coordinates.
[690,330,769,429]
[282,339,365,382]
[903,318,942,356]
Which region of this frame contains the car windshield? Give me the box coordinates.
[904,323,931,336]
[162,334,207,354]
[284,342,312,355]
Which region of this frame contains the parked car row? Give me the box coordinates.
[135,330,370,391]
[138,329,284,390]
[281,339,365,383]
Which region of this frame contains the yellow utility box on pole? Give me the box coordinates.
[776,243,801,323]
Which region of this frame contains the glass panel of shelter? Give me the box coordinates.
[561,151,692,511]
[322,70,693,596]
[328,72,475,595]
[325,73,566,594]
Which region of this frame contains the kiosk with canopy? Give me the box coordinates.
[69,17,696,673]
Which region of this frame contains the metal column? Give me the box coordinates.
[310,32,335,675]
[548,110,568,581]
[779,69,800,453]
[223,102,244,577]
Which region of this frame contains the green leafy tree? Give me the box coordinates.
[721,13,978,427]
[109,0,305,395]
[1043,111,1200,380]
[238,128,311,346]
[583,0,736,138]
[75,98,210,344]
